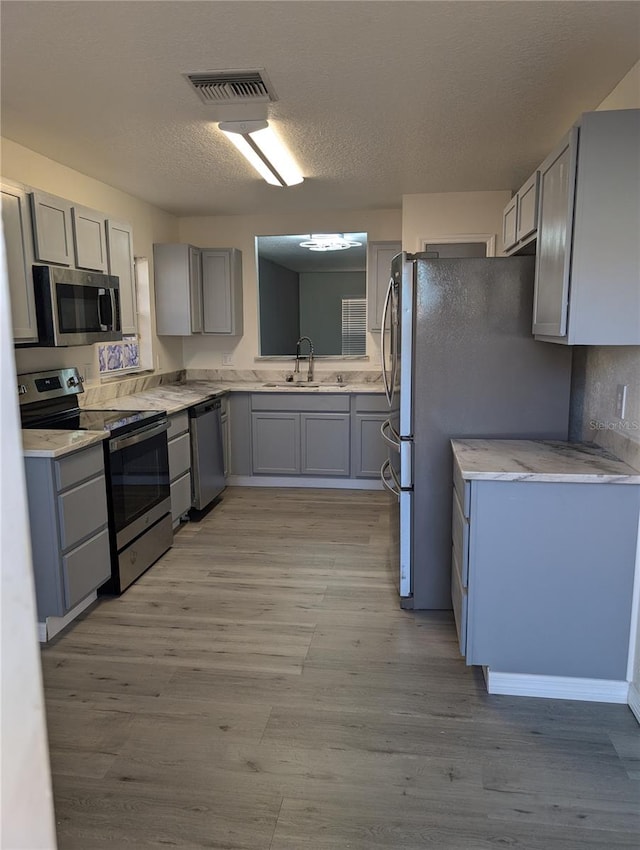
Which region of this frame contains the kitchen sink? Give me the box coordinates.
[262,382,346,389]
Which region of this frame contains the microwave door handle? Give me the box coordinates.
[97,287,108,331]
[380,278,393,405]
[108,288,119,332]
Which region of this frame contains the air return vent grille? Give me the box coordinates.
[184,70,277,104]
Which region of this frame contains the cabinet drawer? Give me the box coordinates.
[55,444,104,491]
[167,411,189,440]
[452,490,469,587]
[58,475,108,551]
[62,527,111,610]
[251,393,350,413]
[451,546,468,657]
[170,471,192,521]
[452,461,470,518]
[353,393,388,412]
[168,432,191,481]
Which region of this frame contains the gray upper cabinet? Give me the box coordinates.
[534,109,640,345]
[531,129,578,338]
[154,243,203,335]
[1,180,38,343]
[515,171,539,243]
[367,241,401,331]
[72,204,108,272]
[106,219,137,335]
[502,170,539,255]
[202,248,243,335]
[29,190,74,265]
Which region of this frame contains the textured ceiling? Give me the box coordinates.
[258,233,367,272]
[1,1,639,217]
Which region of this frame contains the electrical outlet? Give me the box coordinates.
[222,352,234,366]
[615,384,628,419]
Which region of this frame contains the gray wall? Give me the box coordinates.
[299,271,365,355]
[571,345,640,472]
[258,257,300,355]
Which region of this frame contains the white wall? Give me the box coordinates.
[179,208,401,372]
[1,230,58,848]
[1,137,182,377]
[402,190,511,255]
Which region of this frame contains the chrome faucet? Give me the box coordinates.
[295,336,314,382]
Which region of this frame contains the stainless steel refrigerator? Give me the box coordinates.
[380,253,572,610]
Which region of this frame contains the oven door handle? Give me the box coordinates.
[109,418,169,453]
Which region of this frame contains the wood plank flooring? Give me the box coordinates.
[41,487,640,849]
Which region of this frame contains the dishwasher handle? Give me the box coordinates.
[190,397,221,417]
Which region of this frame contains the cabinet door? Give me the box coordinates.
[367,241,401,331]
[301,413,350,476]
[516,172,539,243]
[189,245,203,333]
[502,197,518,252]
[106,220,137,335]
[221,412,230,478]
[30,190,73,265]
[153,243,201,335]
[352,413,386,478]
[532,128,578,338]
[72,205,108,272]
[1,181,38,342]
[202,248,243,335]
[251,412,300,474]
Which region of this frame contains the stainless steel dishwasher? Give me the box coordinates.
[189,397,225,511]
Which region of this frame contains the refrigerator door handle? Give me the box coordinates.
[380,277,394,406]
[380,417,401,449]
[380,459,400,496]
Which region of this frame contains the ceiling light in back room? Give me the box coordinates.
[299,234,363,252]
[218,120,303,187]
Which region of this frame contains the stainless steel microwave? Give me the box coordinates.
[32,265,122,346]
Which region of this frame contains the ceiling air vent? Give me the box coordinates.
[184,69,277,104]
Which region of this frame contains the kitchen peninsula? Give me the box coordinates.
[451,439,640,703]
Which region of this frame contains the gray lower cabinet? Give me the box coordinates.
[220,395,230,478]
[452,466,640,681]
[351,393,388,478]
[167,411,191,526]
[24,443,111,619]
[252,412,300,474]
[250,394,352,477]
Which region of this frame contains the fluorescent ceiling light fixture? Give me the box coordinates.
[219,120,303,187]
[299,234,363,252]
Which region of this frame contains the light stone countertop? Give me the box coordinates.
[451,439,640,484]
[22,429,108,459]
[22,380,386,457]
[81,380,385,415]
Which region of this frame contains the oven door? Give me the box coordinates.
[107,419,170,550]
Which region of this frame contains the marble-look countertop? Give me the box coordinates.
[22,379,386,456]
[81,380,384,415]
[22,429,108,459]
[451,439,640,484]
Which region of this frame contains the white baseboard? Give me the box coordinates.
[38,592,97,643]
[227,475,383,491]
[628,682,640,723]
[485,669,628,703]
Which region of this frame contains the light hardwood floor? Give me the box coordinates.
[41,487,639,849]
